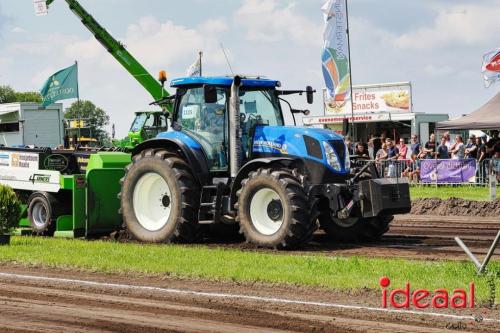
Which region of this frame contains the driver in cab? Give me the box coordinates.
[201,102,225,133]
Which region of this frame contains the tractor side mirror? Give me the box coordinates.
[342,118,350,136]
[306,86,315,104]
[204,85,218,104]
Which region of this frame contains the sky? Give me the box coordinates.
[0,0,499,137]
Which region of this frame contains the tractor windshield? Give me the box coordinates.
[239,89,284,127]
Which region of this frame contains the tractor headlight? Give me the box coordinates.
[322,141,342,171]
[344,143,351,171]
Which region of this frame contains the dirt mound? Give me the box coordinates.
[411,198,500,216]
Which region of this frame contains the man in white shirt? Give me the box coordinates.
[443,131,452,150]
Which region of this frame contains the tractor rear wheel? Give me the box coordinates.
[236,168,316,249]
[27,192,59,236]
[120,149,200,243]
[319,214,393,243]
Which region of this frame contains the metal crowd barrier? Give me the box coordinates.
[352,158,494,186]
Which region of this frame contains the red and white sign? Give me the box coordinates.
[303,113,391,125]
[324,82,412,115]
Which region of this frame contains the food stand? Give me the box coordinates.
[303,82,449,143]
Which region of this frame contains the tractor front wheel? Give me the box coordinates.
[236,168,316,249]
[120,149,200,243]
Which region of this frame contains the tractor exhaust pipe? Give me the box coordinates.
[229,76,242,178]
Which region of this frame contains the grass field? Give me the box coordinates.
[1,236,498,303]
[410,186,498,201]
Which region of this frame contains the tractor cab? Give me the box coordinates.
[169,76,285,171]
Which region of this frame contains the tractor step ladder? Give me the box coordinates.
[198,183,224,224]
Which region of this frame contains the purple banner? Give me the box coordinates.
[420,159,476,183]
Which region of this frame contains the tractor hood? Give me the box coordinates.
[252,125,350,174]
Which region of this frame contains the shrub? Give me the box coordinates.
[0,185,21,234]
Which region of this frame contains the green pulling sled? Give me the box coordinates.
[0,147,129,238]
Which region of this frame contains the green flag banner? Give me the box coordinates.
[40,63,79,107]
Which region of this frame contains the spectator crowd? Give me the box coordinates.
[346,130,500,182]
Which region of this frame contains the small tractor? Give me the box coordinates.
[113,111,170,150]
[120,76,411,248]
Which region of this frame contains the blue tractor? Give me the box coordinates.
[119,76,411,249]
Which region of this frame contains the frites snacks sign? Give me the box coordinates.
[324,82,412,115]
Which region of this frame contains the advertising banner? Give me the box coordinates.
[303,113,391,126]
[40,63,79,107]
[321,0,351,111]
[0,166,61,192]
[0,151,40,169]
[0,150,61,192]
[325,83,412,115]
[420,159,476,183]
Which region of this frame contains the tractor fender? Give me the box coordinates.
[131,138,210,185]
[229,157,304,208]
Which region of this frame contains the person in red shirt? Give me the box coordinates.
[397,138,408,160]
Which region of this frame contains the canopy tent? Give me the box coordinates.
[436,91,500,130]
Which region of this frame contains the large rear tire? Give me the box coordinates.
[120,149,200,243]
[319,214,393,243]
[236,168,316,249]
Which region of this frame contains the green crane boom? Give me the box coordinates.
[46,0,169,102]
[44,0,172,150]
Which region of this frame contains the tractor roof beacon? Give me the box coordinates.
[119,76,411,249]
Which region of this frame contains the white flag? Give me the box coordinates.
[186,56,201,77]
[482,48,500,88]
[33,0,48,16]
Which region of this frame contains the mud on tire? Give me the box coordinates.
[120,149,200,243]
[319,214,393,243]
[236,168,317,249]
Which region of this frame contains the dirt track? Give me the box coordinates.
[0,266,498,333]
[0,216,498,332]
[310,214,500,260]
[411,198,500,217]
[200,215,500,261]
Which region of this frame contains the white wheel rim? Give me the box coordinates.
[32,202,47,227]
[133,172,172,232]
[250,188,284,236]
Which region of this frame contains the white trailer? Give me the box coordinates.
[0,102,64,148]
